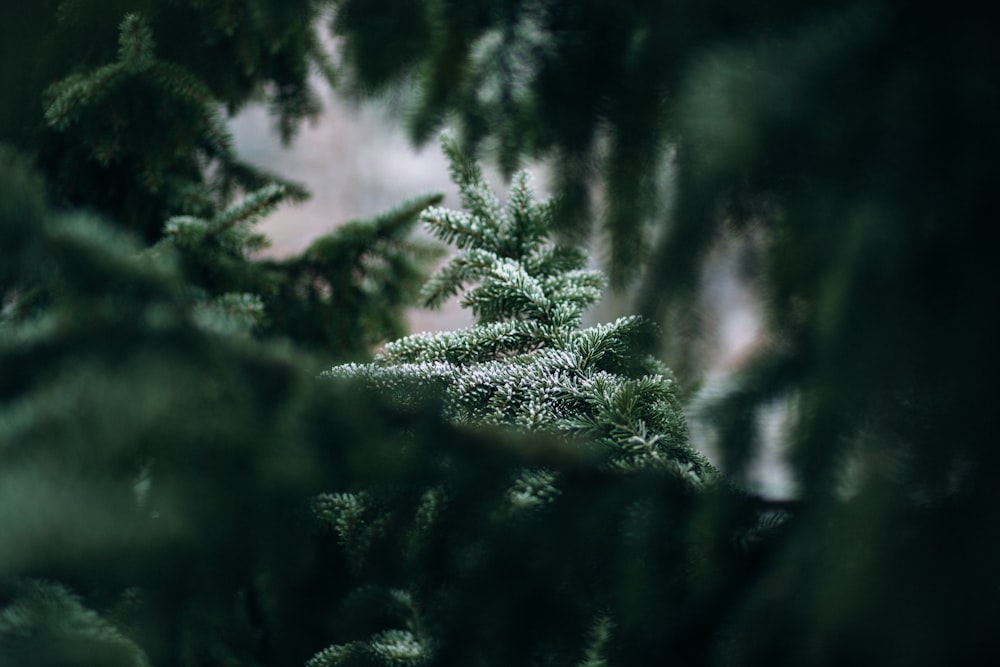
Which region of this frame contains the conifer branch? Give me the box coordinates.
[440,131,505,226]
[329,136,715,484]
[205,183,286,240]
[43,65,126,131]
[118,13,155,73]
[421,207,495,251]
[419,248,500,308]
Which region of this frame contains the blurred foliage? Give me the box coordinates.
[4,1,1000,666]
[312,139,727,666]
[154,182,442,360]
[0,7,440,360]
[1,1,336,239]
[331,0,1000,664]
[0,145,764,667]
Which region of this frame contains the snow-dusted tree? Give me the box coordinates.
[329,134,717,483]
[307,137,727,667]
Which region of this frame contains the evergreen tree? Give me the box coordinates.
[3,135,760,667]
[153,182,442,359]
[330,1,1000,664]
[308,138,750,667]
[5,2,1000,666]
[1,5,446,662]
[0,9,439,662]
[2,2,337,240]
[330,133,714,482]
[0,130,758,667]
[1,8,442,360]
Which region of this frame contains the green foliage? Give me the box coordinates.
[0,6,440,359]
[332,2,1000,665]
[330,0,799,279]
[331,135,713,480]
[5,2,1000,666]
[2,2,334,239]
[309,139,736,667]
[261,195,444,358]
[36,12,306,240]
[330,0,1000,490]
[0,140,755,667]
[155,182,442,358]
[1,147,460,667]
[0,579,151,667]
[0,121,439,666]
[1,149,302,665]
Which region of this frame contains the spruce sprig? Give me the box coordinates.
[315,135,718,667]
[328,134,716,483]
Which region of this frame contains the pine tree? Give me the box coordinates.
[330,133,715,482]
[1,94,762,667]
[153,182,443,359]
[307,137,741,667]
[330,2,1000,665]
[6,2,1000,666]
[1,8,443,360]
[3,3,337,241]
[0,6,438,663]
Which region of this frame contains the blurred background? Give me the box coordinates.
[231,86,762,359]
[232,90,476,334]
